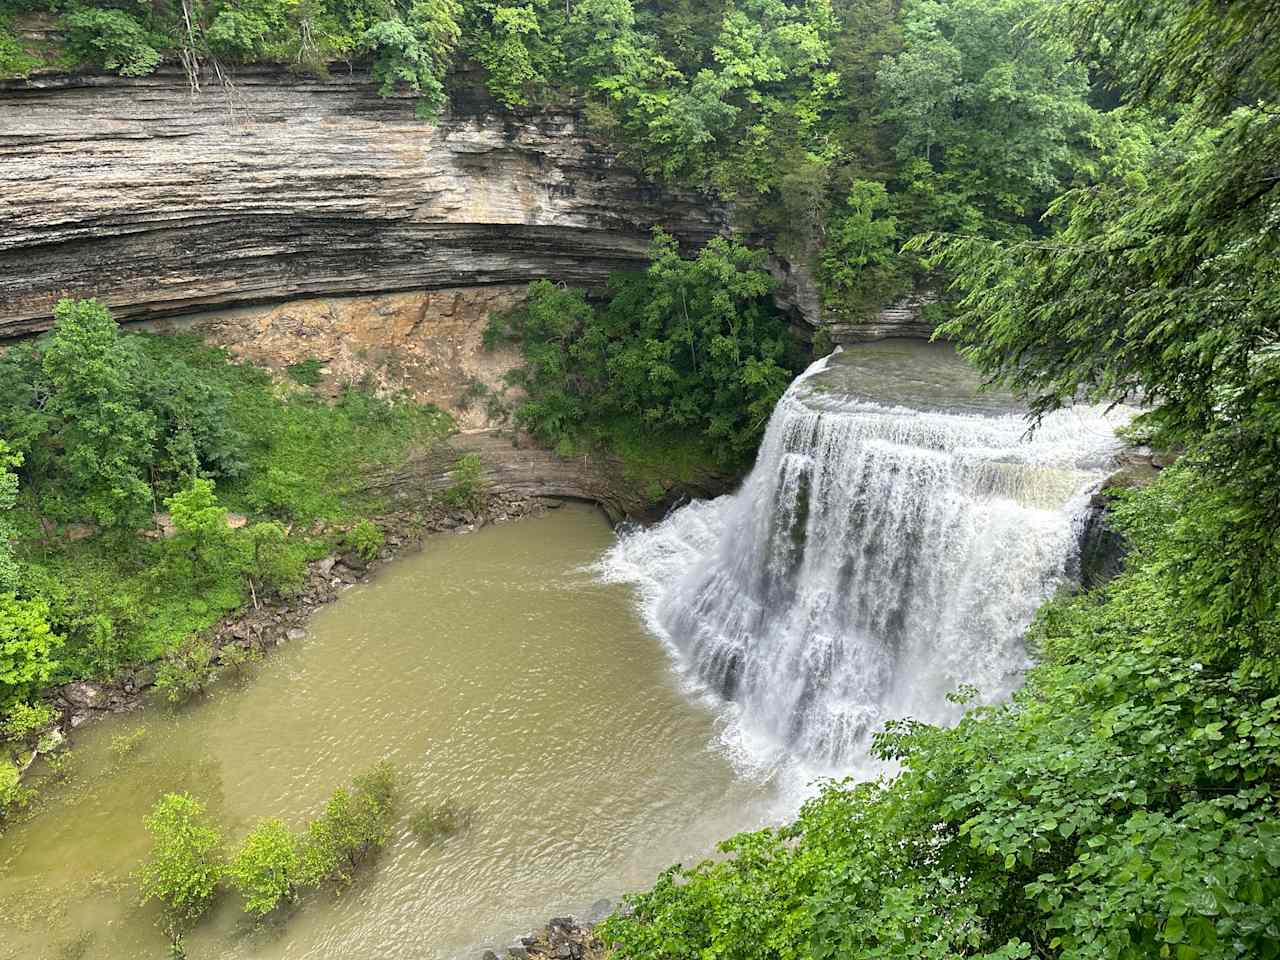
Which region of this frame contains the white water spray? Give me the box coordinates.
[600,344,1129,778]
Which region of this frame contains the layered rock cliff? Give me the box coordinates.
[0,66,728,338]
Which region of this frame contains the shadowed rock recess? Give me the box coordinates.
[0,66,729,337]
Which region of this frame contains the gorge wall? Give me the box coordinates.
[0,66,929,513]
[0,66,729,339]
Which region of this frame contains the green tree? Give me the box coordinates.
[227,817,301,915]
[363,0,462,117]
[138,793,225,940]
[62,6,164,76]
[0,594,62,708]
[488,232,794,465]
[163,479,242,587]
[818,178,901,316]
[0,440,21,594]
[297,761,397,886]
[462,1,549,107]
[40,299,157,528]
[879,0,1095,233]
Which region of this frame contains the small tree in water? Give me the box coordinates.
[138,793,225,944]
[227,818,301,916]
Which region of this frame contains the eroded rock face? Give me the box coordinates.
[0,66,728,338]
[144,286,527,430]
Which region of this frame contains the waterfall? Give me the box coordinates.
[599,346,1130,775]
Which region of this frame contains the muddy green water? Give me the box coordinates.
[0,505,776,959]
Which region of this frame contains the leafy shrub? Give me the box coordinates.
[161,479,243,592]
[214,642,261,676]
[244,521,308,598]
[363,0,461,119]
[154,636,216,704]
[227,818,301,916]
[107,725,147,760]
[440,453,487,511]
[0,15,38,78]
[138,793,225,940]
[345,519,384,562]
[0,757,32,821]
[0,594,63,707]
[62,6,164,77]
[817,179,905,318]
[297,761,397,886]
[285,358,325,387]
[1,700,56,744]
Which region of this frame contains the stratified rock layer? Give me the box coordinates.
[0,66,727,337]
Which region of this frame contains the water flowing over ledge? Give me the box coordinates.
[599,342,1131,781]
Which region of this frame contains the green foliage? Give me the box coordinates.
[1,699,56,743]
[154,636,216,704]
[440,453,486,511]
[244,521,308,598]
[62,6,164,76]
[37,299,158,529]
[881,0,1095,233]
[0,756,32,821]
[0,439,21,594]
[285,358,325,387]
[163,479,242,591]
[138,793,225,940]
[817,178,903,318]
[364,0,462,117]
[227,817,300,915]
[296,761,397,886]
[489,232,795,467]
[0,14,39,77]
[345,518,384,562]
[107,724,147,760]
[0,593,62,708]
[461,0,553,107]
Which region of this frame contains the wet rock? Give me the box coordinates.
[286,627,307,642]
[62,682,104,710]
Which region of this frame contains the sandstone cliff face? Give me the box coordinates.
[0,66,728,338]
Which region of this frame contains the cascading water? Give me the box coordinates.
[600,341,1130,777]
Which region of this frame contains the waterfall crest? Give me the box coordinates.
[600,344,1129,773]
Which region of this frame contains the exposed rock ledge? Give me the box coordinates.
[0,65,937,342]
[0,66,728,338]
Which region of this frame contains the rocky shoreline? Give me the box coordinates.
[486,911,612,960]
[42,490,558,741]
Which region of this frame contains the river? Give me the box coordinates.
[0,505,776,959]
